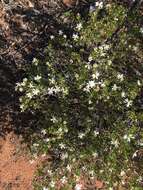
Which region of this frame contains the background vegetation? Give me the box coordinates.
[1,0,143,189]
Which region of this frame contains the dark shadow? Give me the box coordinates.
[0,1,91,142]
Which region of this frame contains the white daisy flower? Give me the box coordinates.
[61,176,67,184]
[66,164,71,172]
[121,91,125,98]
[59,143,65,149]
[92,152,98,158]
[50,35,54,39]
[112,84,118,91]
[94,130,99,137]
[19,87,23,92]
[137,80,141,86]
[34,75,41,81]
[58,30,63,35]
[95,1,103,9]
[27,92,33,99]
[111,139,119,148]
[29,160,35,164]
[61,152,68,160]
[33,88,40,95]
[88,80,96,88]
[117,73,124,81]
[75,184,83,190]
[73,33,79,41]
[132,151,138,158]
[88,56,93,62]
[124,98,132,107]
[120,171,126,177]
[78,133,85,139]
[76,23,82,31]
[140,27,143,33]
[41,129,47,135]
[63,34,67,39]
[43,187,49,190]
[49,181,55,188]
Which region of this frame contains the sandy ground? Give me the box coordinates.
[0,132,40,190]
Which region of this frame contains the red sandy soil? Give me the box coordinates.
[0,132,41,190]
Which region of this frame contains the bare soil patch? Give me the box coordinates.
[0,131,40,190]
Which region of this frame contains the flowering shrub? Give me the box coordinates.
[16,1,143,189]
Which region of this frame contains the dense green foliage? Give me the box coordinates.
[16,1,143,189]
